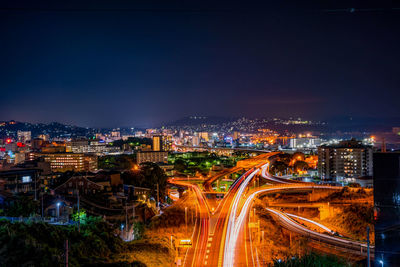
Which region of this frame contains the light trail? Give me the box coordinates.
[223,168,261,267]
[260,163,290,184]
[286,213,335,234]
[265,208,374,251]
[167,179,210,267]
[223,182,343,266]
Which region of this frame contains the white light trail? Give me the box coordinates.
[260,164,290,184]
[223,168,260,267]
[223,176,344,266]
[286,213,334,234]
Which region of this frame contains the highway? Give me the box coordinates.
[266,208,374,255]
[168,179,210,267]
[168,151,371,266]
[203,166,243,192]
[222,179,343,266]
[286,213,335,234]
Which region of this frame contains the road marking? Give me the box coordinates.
[206,255,209,259]
[207,243,211,248]
[204,261,207,265]
[207,249,210,253]
[208,237,213,242]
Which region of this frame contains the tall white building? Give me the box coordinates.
[289,137,322,149]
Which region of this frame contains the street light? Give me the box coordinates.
[56,202,61,220]
[379,260,384,267]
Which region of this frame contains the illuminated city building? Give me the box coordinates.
[192,136,200,146]
[67,139,120,155]
[152,135,163,151]
[317,139,373,181]
[233,131,240,140]
[0,168,40,194]
[137,151,168,164]
[36,134,49,141]
[29,152,98,172]
[198,132,209,142]
[289,137,322,149]
[162,135,173,151]
[17,130,31,143]
[111,130,121,139]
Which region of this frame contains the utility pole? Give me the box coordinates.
[156,183,160,211]
[41,193,44,218]
[34,172,37,201]
[77,190,80,232]
[125,205,128,241]
[65,239,69,267]
[367,226,370,267]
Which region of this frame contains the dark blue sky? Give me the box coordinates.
[1,1,399,127]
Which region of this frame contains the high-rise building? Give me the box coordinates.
[233,131,240,140]
[163,135,173,151]
[152,135,163,151]
[373,152,400,266]
[17,131,31,143]
[317,139,373,181]
[198,132,209,142]
[192,136,200,146]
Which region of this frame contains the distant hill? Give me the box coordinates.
[0,120,93,139]
[165,116,236,126]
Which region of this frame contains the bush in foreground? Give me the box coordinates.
[273,253,351,267]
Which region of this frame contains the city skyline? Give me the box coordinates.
[1,1,400,127]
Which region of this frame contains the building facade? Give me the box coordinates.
[29,153,98,172]
[317,139,373,181]
[17,131,31,143]
[373,152,400,266]
[137,151,168,164]
[152,135,163,151]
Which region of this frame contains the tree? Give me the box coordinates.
[122,163,168,201]
[271,161,288,176]
[140,162,168,200]
[273,252,349,266]
[1,196,39,217]
[174,158,187,173]
[292,152,305,161]
[293,160,309,171]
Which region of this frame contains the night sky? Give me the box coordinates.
[1,1,399,127]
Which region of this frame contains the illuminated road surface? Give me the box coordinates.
[266,208,374,254]
[286,213,335,234]
[168,179,210,267]
[168,151,364,267]
[223,183,343,267]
